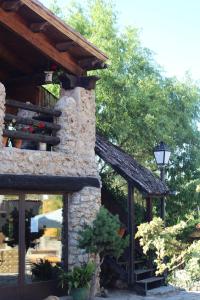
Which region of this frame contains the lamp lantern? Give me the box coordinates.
[153,141,171,167]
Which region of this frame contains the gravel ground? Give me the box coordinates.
[59,289,200,300]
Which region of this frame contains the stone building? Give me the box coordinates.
[0,1,108,299]
[0,1,170,298]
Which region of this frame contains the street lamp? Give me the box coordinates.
[153,141,171,221]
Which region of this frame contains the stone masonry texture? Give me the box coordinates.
[0,84,101,269]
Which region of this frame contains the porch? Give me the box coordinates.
[96,134,169,295]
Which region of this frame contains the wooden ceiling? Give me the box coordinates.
[0,0,108,83]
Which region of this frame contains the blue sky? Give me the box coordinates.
[41,0,200,81]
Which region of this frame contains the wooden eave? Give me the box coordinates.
[0,174,100,193]
[95,134,169,197]
[22,0,108,62]
[0,0,108,77]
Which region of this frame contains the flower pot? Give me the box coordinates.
[71,287,89,300]
[2,137,8,147]
[14,139,23,148]
[38,142,47,151]
[118,227,126,238]
[44,71,54,83]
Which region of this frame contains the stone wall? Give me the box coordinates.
[0,148,97,177]
[0,83,101,270]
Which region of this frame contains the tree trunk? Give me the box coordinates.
[88,254,99,300]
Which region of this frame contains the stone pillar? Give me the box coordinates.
[54,87,96,163]
[68,187,101,267]
[0,83,6,149]
[54,87,101,268]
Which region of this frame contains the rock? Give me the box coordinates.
[96,287,109,298]
[114,279,128,289]
[43,296,59,300]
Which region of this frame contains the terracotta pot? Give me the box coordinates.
[14,139,23,148]
[2,137,8,147]
[118,227,126,238]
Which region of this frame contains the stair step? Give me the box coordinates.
[118,259,144,265]
[134,268,154,275]
[135,260,145,265]
[134,268,154,281]
[136,276,164,284]
[136,276,164,294]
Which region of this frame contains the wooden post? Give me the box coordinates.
[146,197,153,222]
[160,167,165,223]
[127,182,135,286]
[62,194,69,272]
[146,196,153,269]
[18,194,25,287]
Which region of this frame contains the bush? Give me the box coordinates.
[136,217,200,289]
[31,259,59,281]
[78,206,129,300]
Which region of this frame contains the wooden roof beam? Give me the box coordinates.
[56,41,75,52]
[30,21,49,33]
[1,0,23,12]
[21,0,108,62]
[79,58,107,70]
[0,8,84,76]
[0,174,100,193]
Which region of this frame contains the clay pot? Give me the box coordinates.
[14,139,23,148]
[2,137,8,147]
[118,227,126,238]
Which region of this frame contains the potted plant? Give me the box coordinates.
[78,207,129,300]
[31,259,59,281]
[59,262,94,300]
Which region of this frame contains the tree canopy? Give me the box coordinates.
[48,0,200,224]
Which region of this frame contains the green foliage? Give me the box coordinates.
[31,259,59,281]
[136,217,200,281]
[59,262,94,290]
[78,206,129,258]
[44,83,60,98]
[177,216,200,242]
[185,241,200,281]
[47,0,200,225]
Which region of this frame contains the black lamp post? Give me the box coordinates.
[153,141,171,221]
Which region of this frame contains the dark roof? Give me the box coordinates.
[95,134,169,196]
